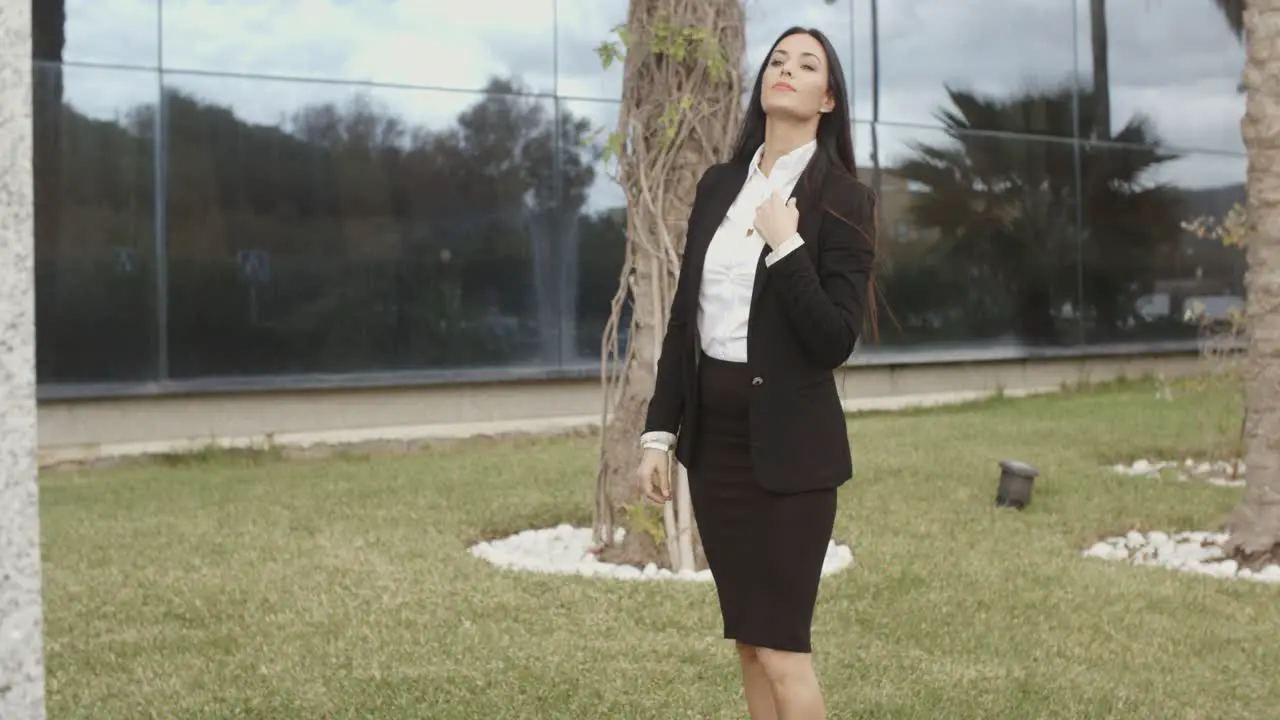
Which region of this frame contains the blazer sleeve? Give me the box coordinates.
[765,178,877,369]
[642,164,718,438]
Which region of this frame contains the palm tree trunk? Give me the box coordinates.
[1089,0,1111,141]
[1225,0,1280,568]
[31,0,64,382]
[1214,0,1246,39]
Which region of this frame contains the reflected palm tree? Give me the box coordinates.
[32,0,67,377]
[895,85,1183,344]
[1213,0,1246,38]
[1090,0,1245,141]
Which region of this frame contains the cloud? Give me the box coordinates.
[58,0,1247,205]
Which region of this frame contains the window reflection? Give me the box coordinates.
[24,0,1254,390]
[160,0,556,93]
[559,99,625,363]
[862,120,1083,350]
[1080,148,1245,343]
[853,0,1076,129]
[162,73,592,377]
[1076,0,1245,153]
[34,63,160,384]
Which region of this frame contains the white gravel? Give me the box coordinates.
[469,523,855,582]
[1082,529,1280,584]
[1109,458,1246,487]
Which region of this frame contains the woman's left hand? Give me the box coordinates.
[753,190,799,250]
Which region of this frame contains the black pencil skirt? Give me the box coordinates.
[687,353,838,654]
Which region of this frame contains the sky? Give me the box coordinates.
[56,0,1248,213]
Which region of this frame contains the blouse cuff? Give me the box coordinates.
[764,233,805,267]
[640,430,677,452]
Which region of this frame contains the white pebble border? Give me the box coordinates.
[1110,458,1246,487]
[1083,530,1280,584]
[469,523,855,582]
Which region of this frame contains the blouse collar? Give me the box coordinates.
[747,139,817,187]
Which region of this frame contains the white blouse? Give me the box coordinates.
[642,140,816,452]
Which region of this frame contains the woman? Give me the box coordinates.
[635,26,876,720]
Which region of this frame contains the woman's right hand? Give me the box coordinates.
[636,448,671,504]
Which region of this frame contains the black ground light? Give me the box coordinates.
[995,460,1039,510]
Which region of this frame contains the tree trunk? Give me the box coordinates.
[593,0,744,569]
[1090,0,1111,141]
[1225,0,1280,568]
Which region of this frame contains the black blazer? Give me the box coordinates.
[642,154,877,494]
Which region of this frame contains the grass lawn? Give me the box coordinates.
[40,378,1280,719]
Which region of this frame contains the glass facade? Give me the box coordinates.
[31,0,1248,395]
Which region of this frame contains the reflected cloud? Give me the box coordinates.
[854,0,1077,126]
[160,0,556,92]
[1080,0,1246,153]
[53,0,1247,154]
[63,0,158,67]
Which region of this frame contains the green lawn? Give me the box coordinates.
[40,378,1280,719]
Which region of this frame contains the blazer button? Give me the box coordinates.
[751,376,764,386]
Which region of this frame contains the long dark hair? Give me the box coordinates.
[731,26,881,343]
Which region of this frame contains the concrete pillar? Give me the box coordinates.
[0,0,46,717]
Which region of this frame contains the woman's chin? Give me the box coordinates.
[762,100,818,123]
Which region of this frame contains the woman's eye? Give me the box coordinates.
[802,64,817,72]
[769,59,783,67]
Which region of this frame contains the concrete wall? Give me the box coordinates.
[0,0,46,715]
[37,350,1208,467]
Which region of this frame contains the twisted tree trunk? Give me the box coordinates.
[592,0,743,570]
[1225,0,1280,568]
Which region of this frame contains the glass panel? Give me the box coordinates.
[40,0,161,67]
[858,121,1083,352]
[162,74,558,377]
[555,0,627,101]
[1079,146,1246,344]
[34,62,160,384]
[558,99,626,366]
[1075,0,1246,153]
[161,0,556,94]
[852,0,1077,128]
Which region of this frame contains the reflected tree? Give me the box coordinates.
[40,74,597,379]
[895,85,1183,344]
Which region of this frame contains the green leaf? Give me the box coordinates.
[602,131,625,167]
[594,41,623,71]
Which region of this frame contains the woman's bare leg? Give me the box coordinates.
[756,646,825,720]
[737,642,778,720]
